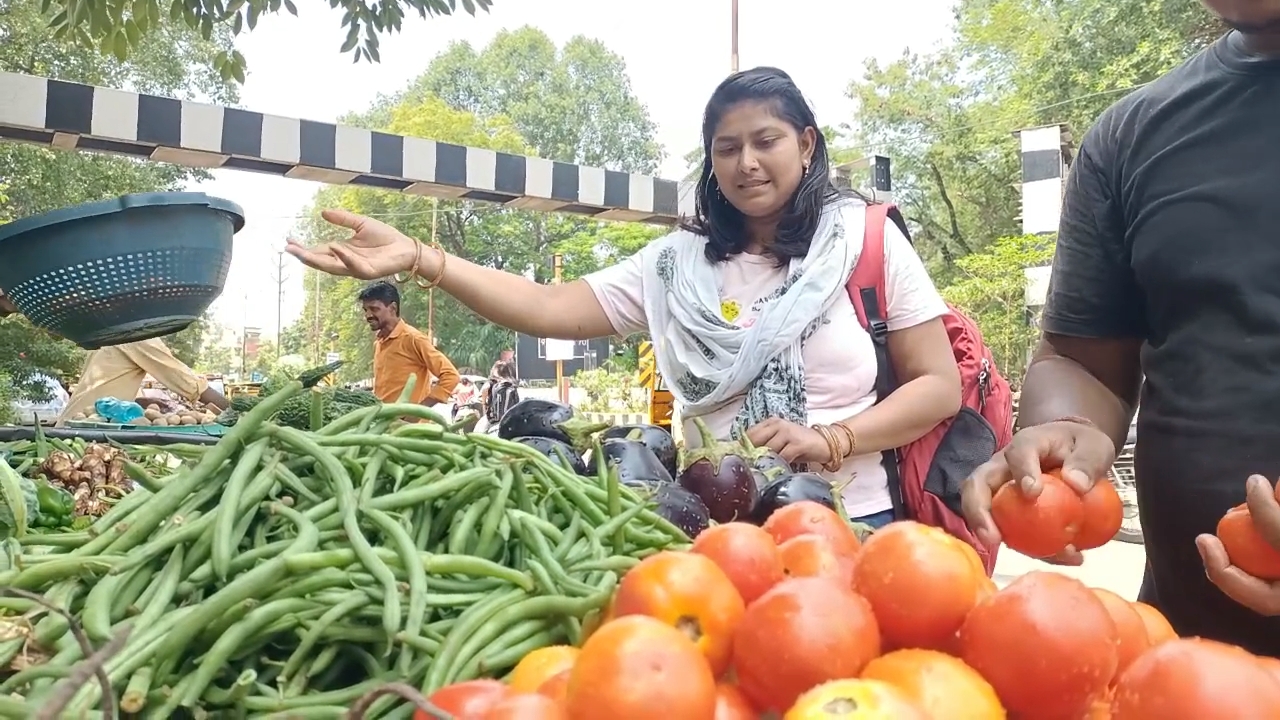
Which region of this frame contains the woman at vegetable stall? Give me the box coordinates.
[286,67,962,529]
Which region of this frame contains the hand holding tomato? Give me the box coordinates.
[1198,474,1280,616]
[744,418,833,466]
[961,419,1115,565]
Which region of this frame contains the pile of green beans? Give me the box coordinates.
[0,382,689,718]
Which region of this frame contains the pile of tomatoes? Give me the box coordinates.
[418,498,1280,719]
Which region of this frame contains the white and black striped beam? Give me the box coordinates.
[1016,124,1067,235]
[0,72,695,225]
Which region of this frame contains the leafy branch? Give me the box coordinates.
[37,0,492,82]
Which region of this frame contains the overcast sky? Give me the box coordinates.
[189,0,955,337]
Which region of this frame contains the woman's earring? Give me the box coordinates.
[803,162,811,175]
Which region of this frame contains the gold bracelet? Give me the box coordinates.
[833,421,858,458]
[414,242,447,290]
[393,240,424,285]
[812,424,843,473]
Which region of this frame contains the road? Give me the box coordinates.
[993,540,1147,599]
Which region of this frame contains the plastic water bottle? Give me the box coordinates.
[94,398,144,424]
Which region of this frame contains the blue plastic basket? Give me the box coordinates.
[0,193,244,349]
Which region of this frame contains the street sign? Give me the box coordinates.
[538,337,587,360]
[325,352,341,364]
[544,338,576,362]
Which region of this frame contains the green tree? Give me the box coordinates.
[0,0,234,400]
[940,234,1056,389]
[351,26,662,173]
[196,344,236,375]
[30,0,491,83]
[163,311,214,367]
[847,0,1220,279]
[291,31,664,381]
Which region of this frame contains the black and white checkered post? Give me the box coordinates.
[0,71,695,225]
[1016,124,1069,235]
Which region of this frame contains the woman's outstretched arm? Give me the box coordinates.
[287,209,616,340]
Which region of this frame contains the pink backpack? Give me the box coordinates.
[846,203,1013,575]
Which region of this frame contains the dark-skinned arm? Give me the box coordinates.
[1016,335,1142,451]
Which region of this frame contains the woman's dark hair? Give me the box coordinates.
[680,66,844,264]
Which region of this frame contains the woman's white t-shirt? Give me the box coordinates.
[583,221,948,517]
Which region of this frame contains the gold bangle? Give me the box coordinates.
[414,242,447,290]
[393,240,424,285]
[812,424,843,473]
[833,421,857,458]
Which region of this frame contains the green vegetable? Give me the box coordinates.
[2,392,687,716]
[0,460,33,537]
[29,479,75,529]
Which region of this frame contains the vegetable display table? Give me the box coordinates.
[0,425,221,447]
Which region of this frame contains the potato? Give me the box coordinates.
[87,414,105,423]
[147,404,161,411]
[153,417,168,426]
[143,408,162,420]
[165,414,182,425]
[71,412,87,421]
[180,415,198,425]
[132,417,152,426]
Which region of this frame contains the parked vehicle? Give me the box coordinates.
[1108,415,1143,544]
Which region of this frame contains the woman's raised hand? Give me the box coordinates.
[285,209,426,280]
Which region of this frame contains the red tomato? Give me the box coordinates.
[419,679,512,719]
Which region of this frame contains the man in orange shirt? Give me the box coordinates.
[359,281,459,407]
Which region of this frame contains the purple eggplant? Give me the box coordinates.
[512,436,589,476]
[750,471,840,525]
[498,398,611,454]
[601,424,677,478]
[588,438,673,486]
[676,417,759,523]
[625,480,711,539]
[740,434,796,479]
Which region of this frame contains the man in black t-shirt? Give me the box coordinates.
[961,1,1280,656]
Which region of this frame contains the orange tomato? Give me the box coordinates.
[1086,687,1115,720]
[1090,589,1150,681]
[535,669,571,705]
[508,645,580,693]
[851,521,989,652]
[733,577,881,714]
[1111,638,1280,718]
[713,683,758,720]
[990,473,1084,558]
[1130,601,1177,645]
[1075,480,1125,550]
[783,679,929,720]
[1217,502,1280,580]
[480,693,567,720]
[692,522,787,605]
[861,649,1004,720]
[778,534,855,585]
[611,551,745,675]
[424,680,513,719]
[959,572,1117,719]
[762,501,861,557]
[564,615,716,720]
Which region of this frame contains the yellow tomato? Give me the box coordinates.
[784,679,930,720]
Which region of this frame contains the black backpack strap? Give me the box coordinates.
[860,204,911,520]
